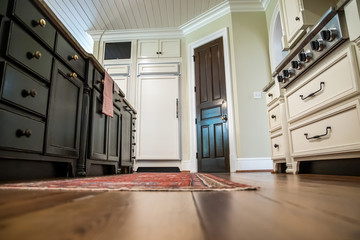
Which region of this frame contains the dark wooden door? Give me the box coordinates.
[194,37,229,172]
[45,61,83,158]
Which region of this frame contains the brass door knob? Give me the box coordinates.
[33,51,42,59]
[39,19,46,27]
[221,115,228,122]
[69,72,77,78]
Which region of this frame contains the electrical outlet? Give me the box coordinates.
[253,91,262,99]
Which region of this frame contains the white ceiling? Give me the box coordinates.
[44,0,270,53]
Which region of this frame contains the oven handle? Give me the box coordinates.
[299,82,325,101]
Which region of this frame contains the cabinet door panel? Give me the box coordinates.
[137,75,180,159]
[137,40,159,58]
[89,90,108,160]
[121,108,132,166]
[108,106,121,161]
[159,39,180,58]
[45,62,83,158]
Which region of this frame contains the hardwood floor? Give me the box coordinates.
[0,173,360,240]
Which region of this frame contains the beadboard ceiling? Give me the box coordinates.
[44,0,270,53]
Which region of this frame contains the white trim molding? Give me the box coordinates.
[236,157,273,171]
[188,27,237,173]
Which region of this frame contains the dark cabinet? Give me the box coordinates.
[108,106,122,161]
[45,61,83,158]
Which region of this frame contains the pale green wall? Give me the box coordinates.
[184,11,272,160]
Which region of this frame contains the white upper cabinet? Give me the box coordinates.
[279,0,337,50]
[137,39,180,58]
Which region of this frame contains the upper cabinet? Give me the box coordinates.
[137,39,180,58]
[279,0,337,50]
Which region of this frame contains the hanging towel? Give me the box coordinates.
[102,71,113,117]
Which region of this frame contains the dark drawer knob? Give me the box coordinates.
[295,17,300,21]
[69,72,77,78]
[274,144,279,148]
[32,51,42,59]
[22,89,37,98]
[268,93,273,97]
[38,19,46,27]
[115,99,121,102]
[16,129,32,138]
[96,79,105,84]
[71,54,79,61]
[271,115,276,119]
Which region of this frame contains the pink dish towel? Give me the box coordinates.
[102,71,114,118]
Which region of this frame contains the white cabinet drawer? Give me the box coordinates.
[290,99,360,157]
[268,103,281,131]
[138,63,179,75]
[266,83,280,106]
[271,134,285,159]
[286,45,360,122]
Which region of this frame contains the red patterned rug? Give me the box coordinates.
[0,173,258,192]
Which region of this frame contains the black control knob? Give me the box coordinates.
[298,50,313,62]
[291,60,303,70]
[310,39,325,51]
[277,75,284,83]
[320,28,338,42]
[283,68,295,78]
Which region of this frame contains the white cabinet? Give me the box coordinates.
[137,39,180,58]
[279,0,337,49]
[137,74,180,160]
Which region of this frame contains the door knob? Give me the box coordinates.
[221,115,228,122]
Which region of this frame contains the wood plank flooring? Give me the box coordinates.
[0,173,360,240]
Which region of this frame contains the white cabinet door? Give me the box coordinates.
[113,76,128,97]
[138,39,180,58]
[137,75,180,160]
[280,0,303,48]
[159,39,180,58]
[137,40,159,58]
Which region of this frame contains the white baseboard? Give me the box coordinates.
[236,157,273,171]
[181,160,191,172]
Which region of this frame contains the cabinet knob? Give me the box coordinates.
[22,89,37,98]
[32,51,42,59]
[38,19,46,27]
[274,144,279,148]
[271,114,276,119]
[71,54,79,61]
[268,93,273,97]
[115,99,121,102]
[96,79,105,84]
[69,72,77,78]
[295,17,300,21]
[16,129,32,138]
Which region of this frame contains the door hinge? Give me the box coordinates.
[196,152,198,159]
[194,86,196,92]
[195,118,197,124]
[193,55,195,62]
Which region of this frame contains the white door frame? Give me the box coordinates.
[187,27,237,172]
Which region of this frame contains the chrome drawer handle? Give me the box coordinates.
[16,129,32,138]
[38,19,46,27]
[304,126,331,140]
[22,89,37,98]
[300,82,325,101]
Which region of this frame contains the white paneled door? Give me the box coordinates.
[137,75,180,160]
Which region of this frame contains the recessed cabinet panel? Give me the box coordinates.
[159,39,180,58]
[108,106,121,161]
[0,109,45,153]
[137,39,180,58]
[137,40,158,58]
[13,0,56,49]
[121,106,132,166]
[45,62,83,158]
[89,90,108,160]
[1,63,48,116]
[7,22,53,81]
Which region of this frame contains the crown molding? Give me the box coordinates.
[230,0,265,12]
[88,28,184,42]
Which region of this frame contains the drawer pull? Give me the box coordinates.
[268,93,273,97]
[96,79,105,84]
[300,82,325,100]
[22,89,37,98]
[295,17,300,21]
[304,126,331,140]
[271,114,276,119]
[69,72,77,78]
[38,19,46,27]
[32,51,42,59]
[115,99,122,102]
[274,144,279,148]
[16,129,32,138]
[70,54,79,61]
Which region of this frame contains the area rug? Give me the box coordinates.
[0,173,258,192]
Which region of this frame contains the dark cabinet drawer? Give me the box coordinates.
[0,0,8,16]
[7,22,53,81]
[56,34,85,79]
[93,69,104,92]
[113,92,122,109]
[13,0,56,49]
[1,63,48,116]
[0,109,45,153]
